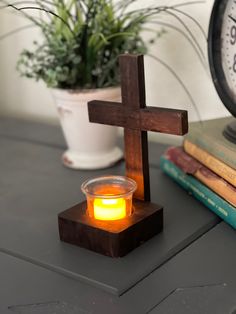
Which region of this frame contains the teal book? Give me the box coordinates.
[160,153,236,230]
[185,117,236,170]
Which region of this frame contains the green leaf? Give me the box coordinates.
[9,0,179,88]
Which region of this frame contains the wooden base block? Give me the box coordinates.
[58,200,163,257]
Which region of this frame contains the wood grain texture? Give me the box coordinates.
[58,199,163,257]
[124,129,150,201]
[139,107,188,135]
[120,55,150,201]
[88,101,125,127]
[119,54,146,109]
[88,102,188,135]
[87,54,188,202]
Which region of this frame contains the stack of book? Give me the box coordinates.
[160,117,236,229]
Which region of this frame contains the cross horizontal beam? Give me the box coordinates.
[88,100,188,135]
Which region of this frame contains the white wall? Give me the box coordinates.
[0,0,230,128]
[0,11,58,123]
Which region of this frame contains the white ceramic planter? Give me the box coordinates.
[51,87,123,170]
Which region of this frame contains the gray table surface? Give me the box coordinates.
[0,117,235,314]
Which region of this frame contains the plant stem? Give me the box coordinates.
[0,23,35,41]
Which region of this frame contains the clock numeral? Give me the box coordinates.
[233,54,236,73]
[230,25,236,45]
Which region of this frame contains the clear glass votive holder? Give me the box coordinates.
[81,175,137,221]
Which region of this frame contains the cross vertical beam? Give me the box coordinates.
[119,55,150,201]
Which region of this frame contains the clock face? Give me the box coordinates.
[221,1,236,100]
[208,0,236,116]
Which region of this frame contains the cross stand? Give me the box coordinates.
[58,54,188,257]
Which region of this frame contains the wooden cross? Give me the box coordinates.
[59,54,188,257]
[88,54,188,202]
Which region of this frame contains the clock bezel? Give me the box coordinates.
[208,0,236,117]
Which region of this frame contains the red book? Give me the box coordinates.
[165,147,236,207]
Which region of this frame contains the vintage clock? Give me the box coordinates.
[208,0,236,142]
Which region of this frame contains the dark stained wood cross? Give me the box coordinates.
[88,54,188,202]
[59,54,188,257]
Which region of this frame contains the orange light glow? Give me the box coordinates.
[94,198,126,220]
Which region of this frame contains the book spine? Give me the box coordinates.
[184,139,236,187]
[186,132,236,170]
[160,155,236,230]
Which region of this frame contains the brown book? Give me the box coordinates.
[184,139,236,187]
[185,117,236,169]
[165,146,236,207]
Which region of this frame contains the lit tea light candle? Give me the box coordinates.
[81,175,137,221]
[94,197,126,220]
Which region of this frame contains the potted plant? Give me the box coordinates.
[1,0,205,169]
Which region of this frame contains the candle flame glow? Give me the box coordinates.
[94,198,126,220]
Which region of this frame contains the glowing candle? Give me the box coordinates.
[81,175,137,221]
[94,198,126,220]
